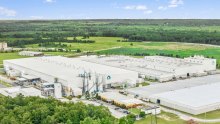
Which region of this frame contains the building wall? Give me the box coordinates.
[150,95,220,115]
[184,56,216,71]
[4,59,139,96]
[4,60,73,87]
[105,72,138,86]
[0,42,7,50]
[19,51,44,56]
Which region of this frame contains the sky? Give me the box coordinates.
[0,0,219,19]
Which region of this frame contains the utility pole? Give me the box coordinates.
[155,108,157,124]
[150,114,153,124]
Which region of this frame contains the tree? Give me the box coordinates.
[0,96,121,124]
[139,111,146,118]
[76,49,81,53]
[80,117,101,124]
[119,114,136,124]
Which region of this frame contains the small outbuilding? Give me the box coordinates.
[19,51,44,56]
[99,92,143,108]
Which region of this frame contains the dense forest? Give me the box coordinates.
[0,95,135,124]
[1,19,220,47]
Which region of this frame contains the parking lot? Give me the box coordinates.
[83,99,128,118]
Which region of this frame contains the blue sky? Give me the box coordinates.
[0,0,219,19]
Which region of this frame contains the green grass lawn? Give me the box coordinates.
[135,111,220,124]
[0,51,78,66]
[24,36,220,66]
[0,52,28,65]
[0,80,12,87]
[129,108,141,115]
[26,37,215,52]
[26,37,132,51]
[135,111,186,124]
[194,109,220,119]
[136,82,150,87]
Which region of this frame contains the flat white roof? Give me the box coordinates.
[5,56,136,73]
[150,82,220,108]
[19,51,43,54]
[99,92,143,105]
[81,55,207,78]
[0,87,42,97]
[20,87,42,96]
[4,56,138,87]
[127,74,220,98]
[22,74,39,80]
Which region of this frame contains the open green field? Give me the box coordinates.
[135,111,186,124]
[194,109,220,119]
[135,111,220,124]
[0,52,28,65]
[0,52,73,66]
[20,36,220,67]
[26,37,131,51]
[26,37,215,51]
[129,108,141,115]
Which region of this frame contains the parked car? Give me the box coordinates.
[114,107,120,110]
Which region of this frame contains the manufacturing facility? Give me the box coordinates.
[82,55,216,82]
[3,56,139,97]
[126,74,220,115]
[150,82,220,115]
[127,74,220,99]
[19,51,44,56]
[99,92,143,108]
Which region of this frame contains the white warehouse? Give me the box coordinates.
[150,82,220,115]
[3,56,139,96]
[19,51,44,56]
[82,55,216,82]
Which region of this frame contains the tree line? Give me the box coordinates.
[1,20,220,46]
[7,36,95,47]
[0,95,135,124]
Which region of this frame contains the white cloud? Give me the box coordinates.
[45,0,55,3]
[158,6,167,10]
[124,5,147,10]
[144,10,153,14]
[123,5,152,14]
[136,5,148,10]
[168,0,183,8]
[124,6,135,10]
[0,6,16,16]
[158,0,183,11]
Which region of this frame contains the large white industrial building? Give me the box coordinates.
[127,74,220,99]
[127,74,220,115]
[3,56,139,96]
[82,55,216,82]
[150,82,220,115]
